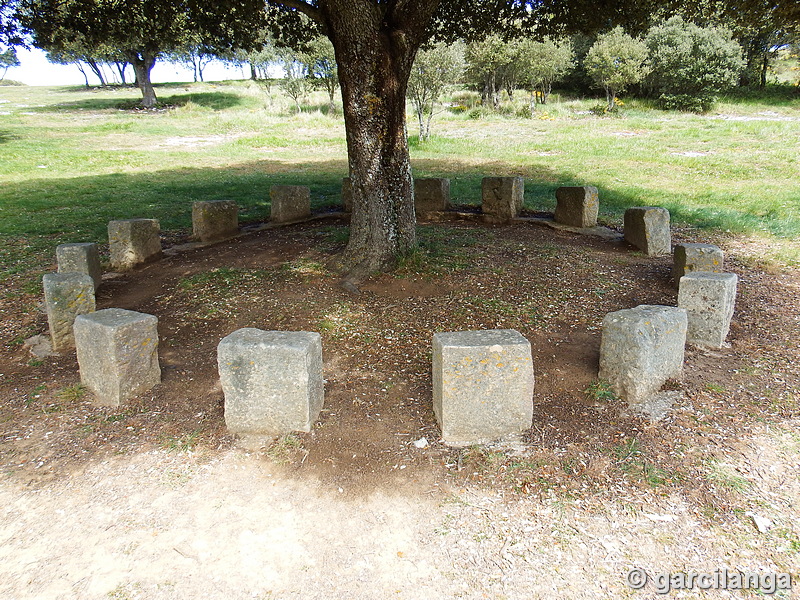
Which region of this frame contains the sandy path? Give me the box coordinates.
[1,423,798,600]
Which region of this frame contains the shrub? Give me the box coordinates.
[585,27,650,112]
[645,16,744,112]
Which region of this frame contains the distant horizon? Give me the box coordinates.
[4,47,250,87]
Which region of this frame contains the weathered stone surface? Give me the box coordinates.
[192,200,239,242]
[678,272,737,348]
[624,207,671,256]
[341,177,352,212]
[271,185,311,223]
[481,177,524,223]
[42,273,96,353]
[432,329,534,446]
[672,243,724,284]
[108,219,162,271]
[599,305,687,413]
[554,186,599,228]
[414,178,450,215]
[56,243,102,290]
[74,308,161,407]
[218,328,324,436]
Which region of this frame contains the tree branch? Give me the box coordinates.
[268,0,323,25]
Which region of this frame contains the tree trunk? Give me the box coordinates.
[760,52,769,88]
[250,63,257,80]
[86,58,106,86]
[317,1,439,279]
[115,62,128,85]
[127,51,158,108]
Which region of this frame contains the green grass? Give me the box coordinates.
[1,80,799,297]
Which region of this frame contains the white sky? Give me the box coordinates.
[5,47,250,86]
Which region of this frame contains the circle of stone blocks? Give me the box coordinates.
[481,177,524,223]
[599,305,687,414]
[341,177,353,212]
[414,178,450,215]
[43,273,96,353]
[432,329,534,447]
[554,186,599,228]
[192,200,239,242]
[624,207,671,256]
[270,185,311,223]
[74,308,161,407]
[217,328,324,437]
[108,218,162,271]
[678,272,737,348]
[672,243,724,286]
[56,243,102,291]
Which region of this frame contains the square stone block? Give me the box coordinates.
[678,272,737,348]
[432,329,534,446]
[414,178,450,215]
[192,200,239,242]
[599,305,687,411]
[43,273,96,353]
[218,329,324,436]
[56,243,102,291]
[673,243,724,285]
[341,177,352,212]
[554,186,599,228]
[624,207,671,256]
[74,308,161,407]
[108,219,162,271]
[481,177,524,223]
[271,185,311,223]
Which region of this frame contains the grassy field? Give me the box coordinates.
[1,79,799,295]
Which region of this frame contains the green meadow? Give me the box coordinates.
[1,80,798,294]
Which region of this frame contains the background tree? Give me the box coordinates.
[0,45,19,80]
[584,26,650,110]
[19,0,267,107]
[519,37,573,109]
[407,41,464,141]
[279,48,311,113]
[465,35,511,109]
[166,37,216,83]
[302,36,338,112]
[645,16,744,111]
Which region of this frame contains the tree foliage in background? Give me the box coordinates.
[0,45,19,79]
[518,37,573,109]
[407,41,464,140]
[585,26,650,111]
[302,36,338,112]
[464,35,512,109]
[645,16,744,112]
[18,0,267,107]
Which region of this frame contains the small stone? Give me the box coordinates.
[56,243,102,290]
[74,308,161,407]
[23,334,57,358]
[108,219,162,271]
[192,200,239,242]
[554,186,599,228]
[270,185,311,223]
[42,273,96,353]
[678,272,738,348]
[481,177,524,223]
[624,207,671,256]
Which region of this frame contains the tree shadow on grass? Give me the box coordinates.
[0,130,19,144]
[1,156,797,263]
[34,91,248,113]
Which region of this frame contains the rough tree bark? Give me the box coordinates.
[276,0,440,279]
[125,50,158,108]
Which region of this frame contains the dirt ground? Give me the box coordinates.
[1,215,799,599]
